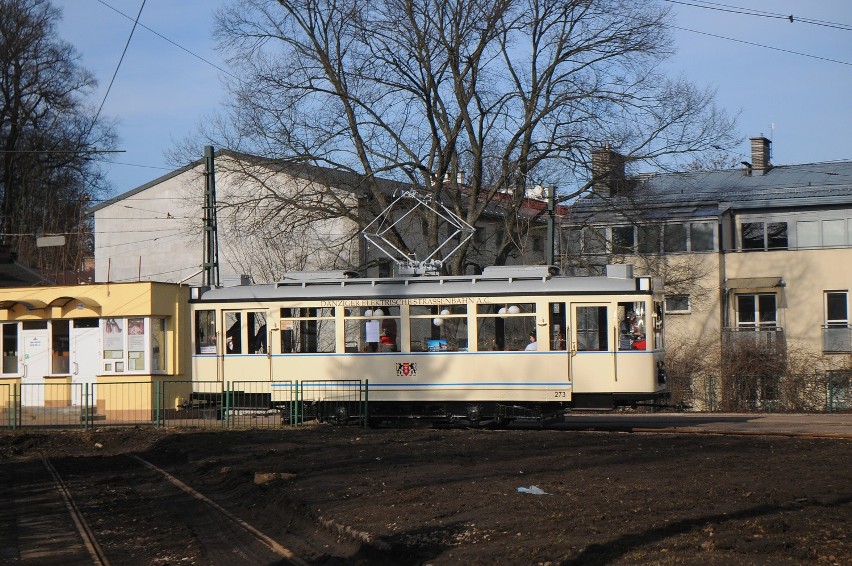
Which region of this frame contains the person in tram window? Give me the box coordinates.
[619,312,637,350]
[524,332,538,351]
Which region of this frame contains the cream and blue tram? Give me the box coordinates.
[189,265,667,424]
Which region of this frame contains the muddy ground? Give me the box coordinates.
[1,424,850,565]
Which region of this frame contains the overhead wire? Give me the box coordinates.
[664,1,852,31]
[94,0,242,83]
[93,0,147,125]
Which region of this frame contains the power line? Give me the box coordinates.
[673,26,852,67]
[665,0,852,31]
[93,0,147,125]
[94,0,241,83]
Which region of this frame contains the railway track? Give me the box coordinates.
[0,452,313,565]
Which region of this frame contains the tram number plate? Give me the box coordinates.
[553,391,567,398]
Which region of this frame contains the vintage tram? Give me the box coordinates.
[189,264,667,425]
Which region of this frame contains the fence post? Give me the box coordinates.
[363,379,369,428]
[828,373,835,413]
[224,381,230,429]
[154,381,162,427]
[295,381,301,425]
[13,383,19,430]
[83,383,89,431]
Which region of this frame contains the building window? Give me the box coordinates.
[51,320,70,374]
[826,292,848,326]
[2,322,18,374]
[127,318,146,371]
[741,221,788,251]
[824,292,850,353]
[767,222,788,249]
[562,227,582,257]
[690,222,715,251]
[103,318,125,369]
[151,318,166,371]
[583,227,606,255]
[741,222,764,250]
[797,221,820,248]
[474,226,487,245]
[736,294,777,328]
[823,220,846,247]
[665,295,691,314]
[663,223,687,252]
[611,226,635,253]
[532,236,544,252]
[638,225,661,254]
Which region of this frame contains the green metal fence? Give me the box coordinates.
[0,379,367,430]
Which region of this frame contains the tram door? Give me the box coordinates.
[569,303,614,395]
[21,322,50,406]
[221,310,271,383]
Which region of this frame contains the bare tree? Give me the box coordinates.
[0,0,115,274]
[194,0,736,275]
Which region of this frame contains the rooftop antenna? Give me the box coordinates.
[362,189,475,276]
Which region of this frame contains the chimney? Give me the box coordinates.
[750,136,772,175]
[591,144,626,195]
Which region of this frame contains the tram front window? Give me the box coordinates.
[195,310,217,355]
[576,306,608,351]
[618,301,647,351]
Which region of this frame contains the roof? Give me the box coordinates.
[570,161,852,222]
[89,148,564,223]
[193,267,653,303]
[0,260,51,287]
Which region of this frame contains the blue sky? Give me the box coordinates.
[54,0,852,199]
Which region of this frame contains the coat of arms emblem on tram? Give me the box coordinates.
[396,362,416,377]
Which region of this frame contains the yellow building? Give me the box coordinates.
[0,282,189,423]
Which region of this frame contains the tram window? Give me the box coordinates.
[2,322,18,374]
[653,301,664,349]
[410,305,468,352]
[549,303,567,351]
[343,306,400,353]
[576,306,608,351]
[195,310,217,355]
[248,312,267,354]
[618,302,647,350]
[280,307,336,353]
[225,312,242,355]
[476,303,536,351]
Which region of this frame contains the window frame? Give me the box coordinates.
[665,295,691,314]
[735,293,778,329]
[825,291,849,327]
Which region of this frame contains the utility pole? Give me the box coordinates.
[202,146,220,287]
[546,185,557,266]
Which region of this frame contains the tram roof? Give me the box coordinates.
[192,268,655,303]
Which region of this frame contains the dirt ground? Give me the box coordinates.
[1,424,850,565]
